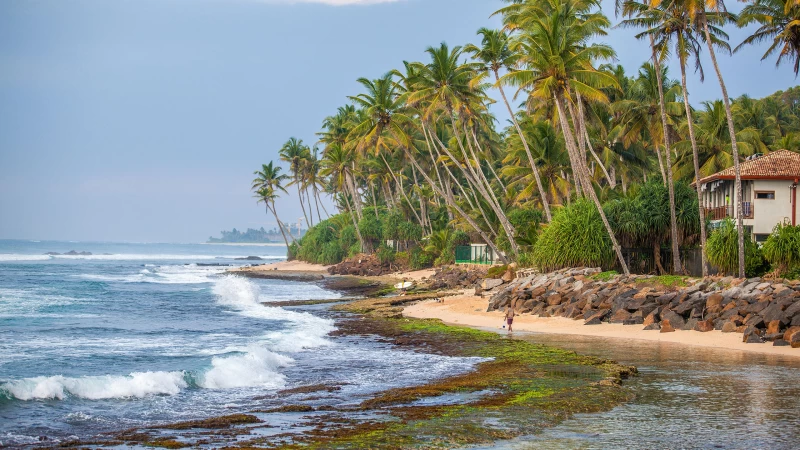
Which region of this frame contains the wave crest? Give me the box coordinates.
[0,371,188,400]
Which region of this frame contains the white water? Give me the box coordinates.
[1,276,334,401]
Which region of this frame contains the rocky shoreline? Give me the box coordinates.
[486,268,800,348]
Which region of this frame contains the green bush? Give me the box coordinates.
[377,244,396,265]
[410,247,434,269]
[487,265,509,278]
[762,223,800,276]
[532,199,613,271]
[706,218,769,277]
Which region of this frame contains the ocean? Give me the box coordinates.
[0,240,481,447]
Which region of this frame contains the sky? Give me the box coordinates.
[0,0,797,243]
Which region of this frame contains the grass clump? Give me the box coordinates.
[486,264,509,279]
[635,275,688,288]
[533,200,614,272]
[591,270,619,282]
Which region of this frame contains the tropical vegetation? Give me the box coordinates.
[251,0,800,277]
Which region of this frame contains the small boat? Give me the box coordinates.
[394,281,414,289]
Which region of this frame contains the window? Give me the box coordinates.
[755,191,775,200]
[755,234,770,243]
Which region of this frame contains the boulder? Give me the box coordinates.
[721,322,737,333]
[660,310,686,330]
[501,268,515,283]
[783,301,800,319]
[682,318,699,331]
[761,304,788,325]
[773,339,790,347]
[744,315,765,329]
[584,317,603,325]
[694,319,715,332]
[705,293,724,309]
[623,316,644,325]
[643,322,661,331]
[609,309,632,324]
[785,326,800,343]
[766,320,782,335]
[660,319,676,333]
[643,310,660,327]
[482,278,504,290]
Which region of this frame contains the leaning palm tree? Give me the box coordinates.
[279,137,313,228]
[501,0,631,275]
[465,27,553,222]
[251,162,292,248]
[737,0,800,75]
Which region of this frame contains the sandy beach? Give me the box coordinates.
[404,290,800,358]
[231,259,436,282]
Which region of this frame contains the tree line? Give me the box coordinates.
[251,0,800,277]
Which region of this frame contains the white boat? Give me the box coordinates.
[394,281,413,289]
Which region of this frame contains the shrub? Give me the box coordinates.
[762,223,800,276]
[706,218,769,277]
[487,265,509,279]
[409,247,434,270]
[533,199,613,271]
[377,244,396,265]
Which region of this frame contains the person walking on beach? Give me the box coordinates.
[505,305,515,332]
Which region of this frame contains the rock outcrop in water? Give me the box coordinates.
[487,268,800,348]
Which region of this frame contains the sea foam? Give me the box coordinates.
[0,371,188,400]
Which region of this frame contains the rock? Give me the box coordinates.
[721,322,737,333]
[706,293,724,309]
[660,310,686,330]
[482,278,504,290]
[761,304,788,325]
[643,310,660,327]
[584,317,603,325]
[545,293,563,306]
[744,315,765,329]
[744,333,764,344]
[783,301,800,318]
[773,339,790,347]
[235,256,264,261]
[785,326,800,343]
[766,320,782,335]
[609,309,632,324]
[793,315,800,327]
[660,319,676,333]
[623,317,644,325]
[764,333,784,342]
[643,322,661,331]
[683,318,699,331]
[474,285,484,296]
[694,319,715,332]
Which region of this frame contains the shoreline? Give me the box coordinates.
[404,289,800,359]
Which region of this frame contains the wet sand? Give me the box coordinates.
[404,290,800,358]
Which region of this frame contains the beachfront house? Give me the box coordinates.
[695,150,800,242]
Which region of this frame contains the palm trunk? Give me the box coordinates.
[317,189,331,218]
[267,203,291,249]
[702,17,745,278]
[295,181,310,230]
[304,186,315,227]
[347,165,363,220]
[678,57,709,277]
[448,119,520,257]
[402,147,508,264]
[556,93,630,276]
[575,93,615,187]
[343,192,365,253]
[495,69,552,221]
[651,37,682,274]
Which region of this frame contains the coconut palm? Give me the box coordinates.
[737,0,800,75]
[465,27,553,222]
[251,162,292,247]
[279,137,313,228]
[500,0,631,275]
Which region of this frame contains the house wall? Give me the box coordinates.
[751,179,795,235]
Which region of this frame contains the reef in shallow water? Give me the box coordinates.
[60,295,636,449]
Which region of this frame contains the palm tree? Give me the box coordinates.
[501,0,631,275]
[251,162,292,248]
[737,0,800,75]
[681,0,746,277]
[279,137,313,228]
[621,1,721,276]
[618,1,685,273]
[319,142,366,251]
[465,27,553,222]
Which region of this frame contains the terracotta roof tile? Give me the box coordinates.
[696,150,800,185]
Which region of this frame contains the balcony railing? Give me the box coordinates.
[702,202,753,220]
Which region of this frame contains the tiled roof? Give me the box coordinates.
[696,150,800,185]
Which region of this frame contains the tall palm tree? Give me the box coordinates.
[501,0,631,275]
[279,137,313,228]
[465,27,553,222]
[618,1,685,273]
[251,162,292,248]
[319,142,366,251]
[621,1,723,276]
[737,0,800,75]
[680,0,746,277]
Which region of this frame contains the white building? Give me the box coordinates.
[696,150,800,243]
